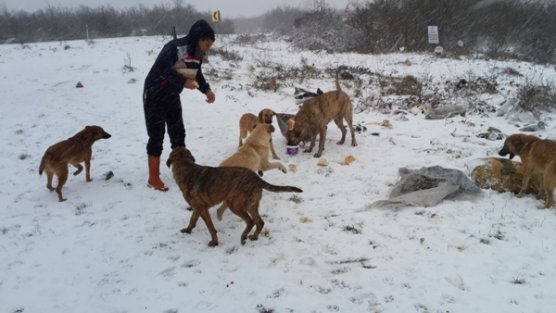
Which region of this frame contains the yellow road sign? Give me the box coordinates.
[211,10,221,23]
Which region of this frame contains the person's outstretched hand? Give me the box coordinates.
[206,90,215,103]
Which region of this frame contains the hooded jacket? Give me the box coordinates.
[144,19,215,95]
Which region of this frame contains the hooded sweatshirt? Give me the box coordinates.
[144,19,215,95]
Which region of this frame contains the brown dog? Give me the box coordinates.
[239,108,280,159]
[499,134,556,208]
[218,123,287,220]
[166,147,302,246]
[39,125,111,202]
[286,72,357,157]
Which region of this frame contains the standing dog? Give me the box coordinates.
[218,123,287,220]
[238,108,280,160]
[499,133,556,208]
[287,72,357,157]
[39,125,111,202]
[166,147,302,246]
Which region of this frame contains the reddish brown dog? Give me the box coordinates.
[167,147,302,246]
[39,125,111,202]
[286,73,357,157]
[239,108,280,159]
[499,133,556,208]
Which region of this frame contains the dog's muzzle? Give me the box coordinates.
[498,148,514,159]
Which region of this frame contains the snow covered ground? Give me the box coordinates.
[1,34,555,313]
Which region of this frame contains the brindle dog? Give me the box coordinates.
[166,147,302,246]
[287,72,357,157]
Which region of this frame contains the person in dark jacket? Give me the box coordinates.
[143,19,216,191]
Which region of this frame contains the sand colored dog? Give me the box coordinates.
[39,125,111,202]
[471,157,542,195]
[499,134,556,208]
[218,123,287,220]
[286,72,357,157]
[166,147,302,246]
[238,108,280,159]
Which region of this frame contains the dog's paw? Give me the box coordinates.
[248,235,259,241]
[208,240,218,247]
[180,228,192,234]
[86,178,93,182]
[313,152,322,158]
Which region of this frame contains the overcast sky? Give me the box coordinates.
[1,0,353,18]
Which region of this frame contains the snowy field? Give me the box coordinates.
[1,34,555,313]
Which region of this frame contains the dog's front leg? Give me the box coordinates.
[314,127,327,158]
[181,209,200,234]
[518,173,532,198]
[198,209,218,247]
[269,139,281,160]
[260,160,287,174]
[85,159,92,182]
[304,136,316,154]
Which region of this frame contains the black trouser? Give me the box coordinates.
[143,86,185,157]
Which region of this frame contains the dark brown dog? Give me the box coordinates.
[499,134,556,208]
[286,72,357,157]
[166,147,302,246]
[239,108,280,159]
[39,125,111,202]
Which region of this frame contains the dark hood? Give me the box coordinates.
[187,19,215,45]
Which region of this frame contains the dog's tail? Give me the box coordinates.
[38,152,52,175]
[335,69,341,92]
[260,180,303,193]
[38,154,47,175]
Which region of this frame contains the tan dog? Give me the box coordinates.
[39,125,111,202]
[286,72,357,157]
[218,123,287,220]
[499,134,556,208]
[166,147,302,246]
[239,108,280,159]
[471,157,542,195]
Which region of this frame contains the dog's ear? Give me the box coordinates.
[287,119,295,131]
[166,156,172,168]
[271,110,276,116]
[184,148,196,163]
[317,88,323,95]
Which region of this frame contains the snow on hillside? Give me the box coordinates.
[1,34,555,313]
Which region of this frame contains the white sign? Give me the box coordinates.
[428,26,439,44]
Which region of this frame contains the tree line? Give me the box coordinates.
[0,2,234,43]
[1,0,554,63]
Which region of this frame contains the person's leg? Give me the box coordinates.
[166,96,186,150]
[144,88,169,191]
